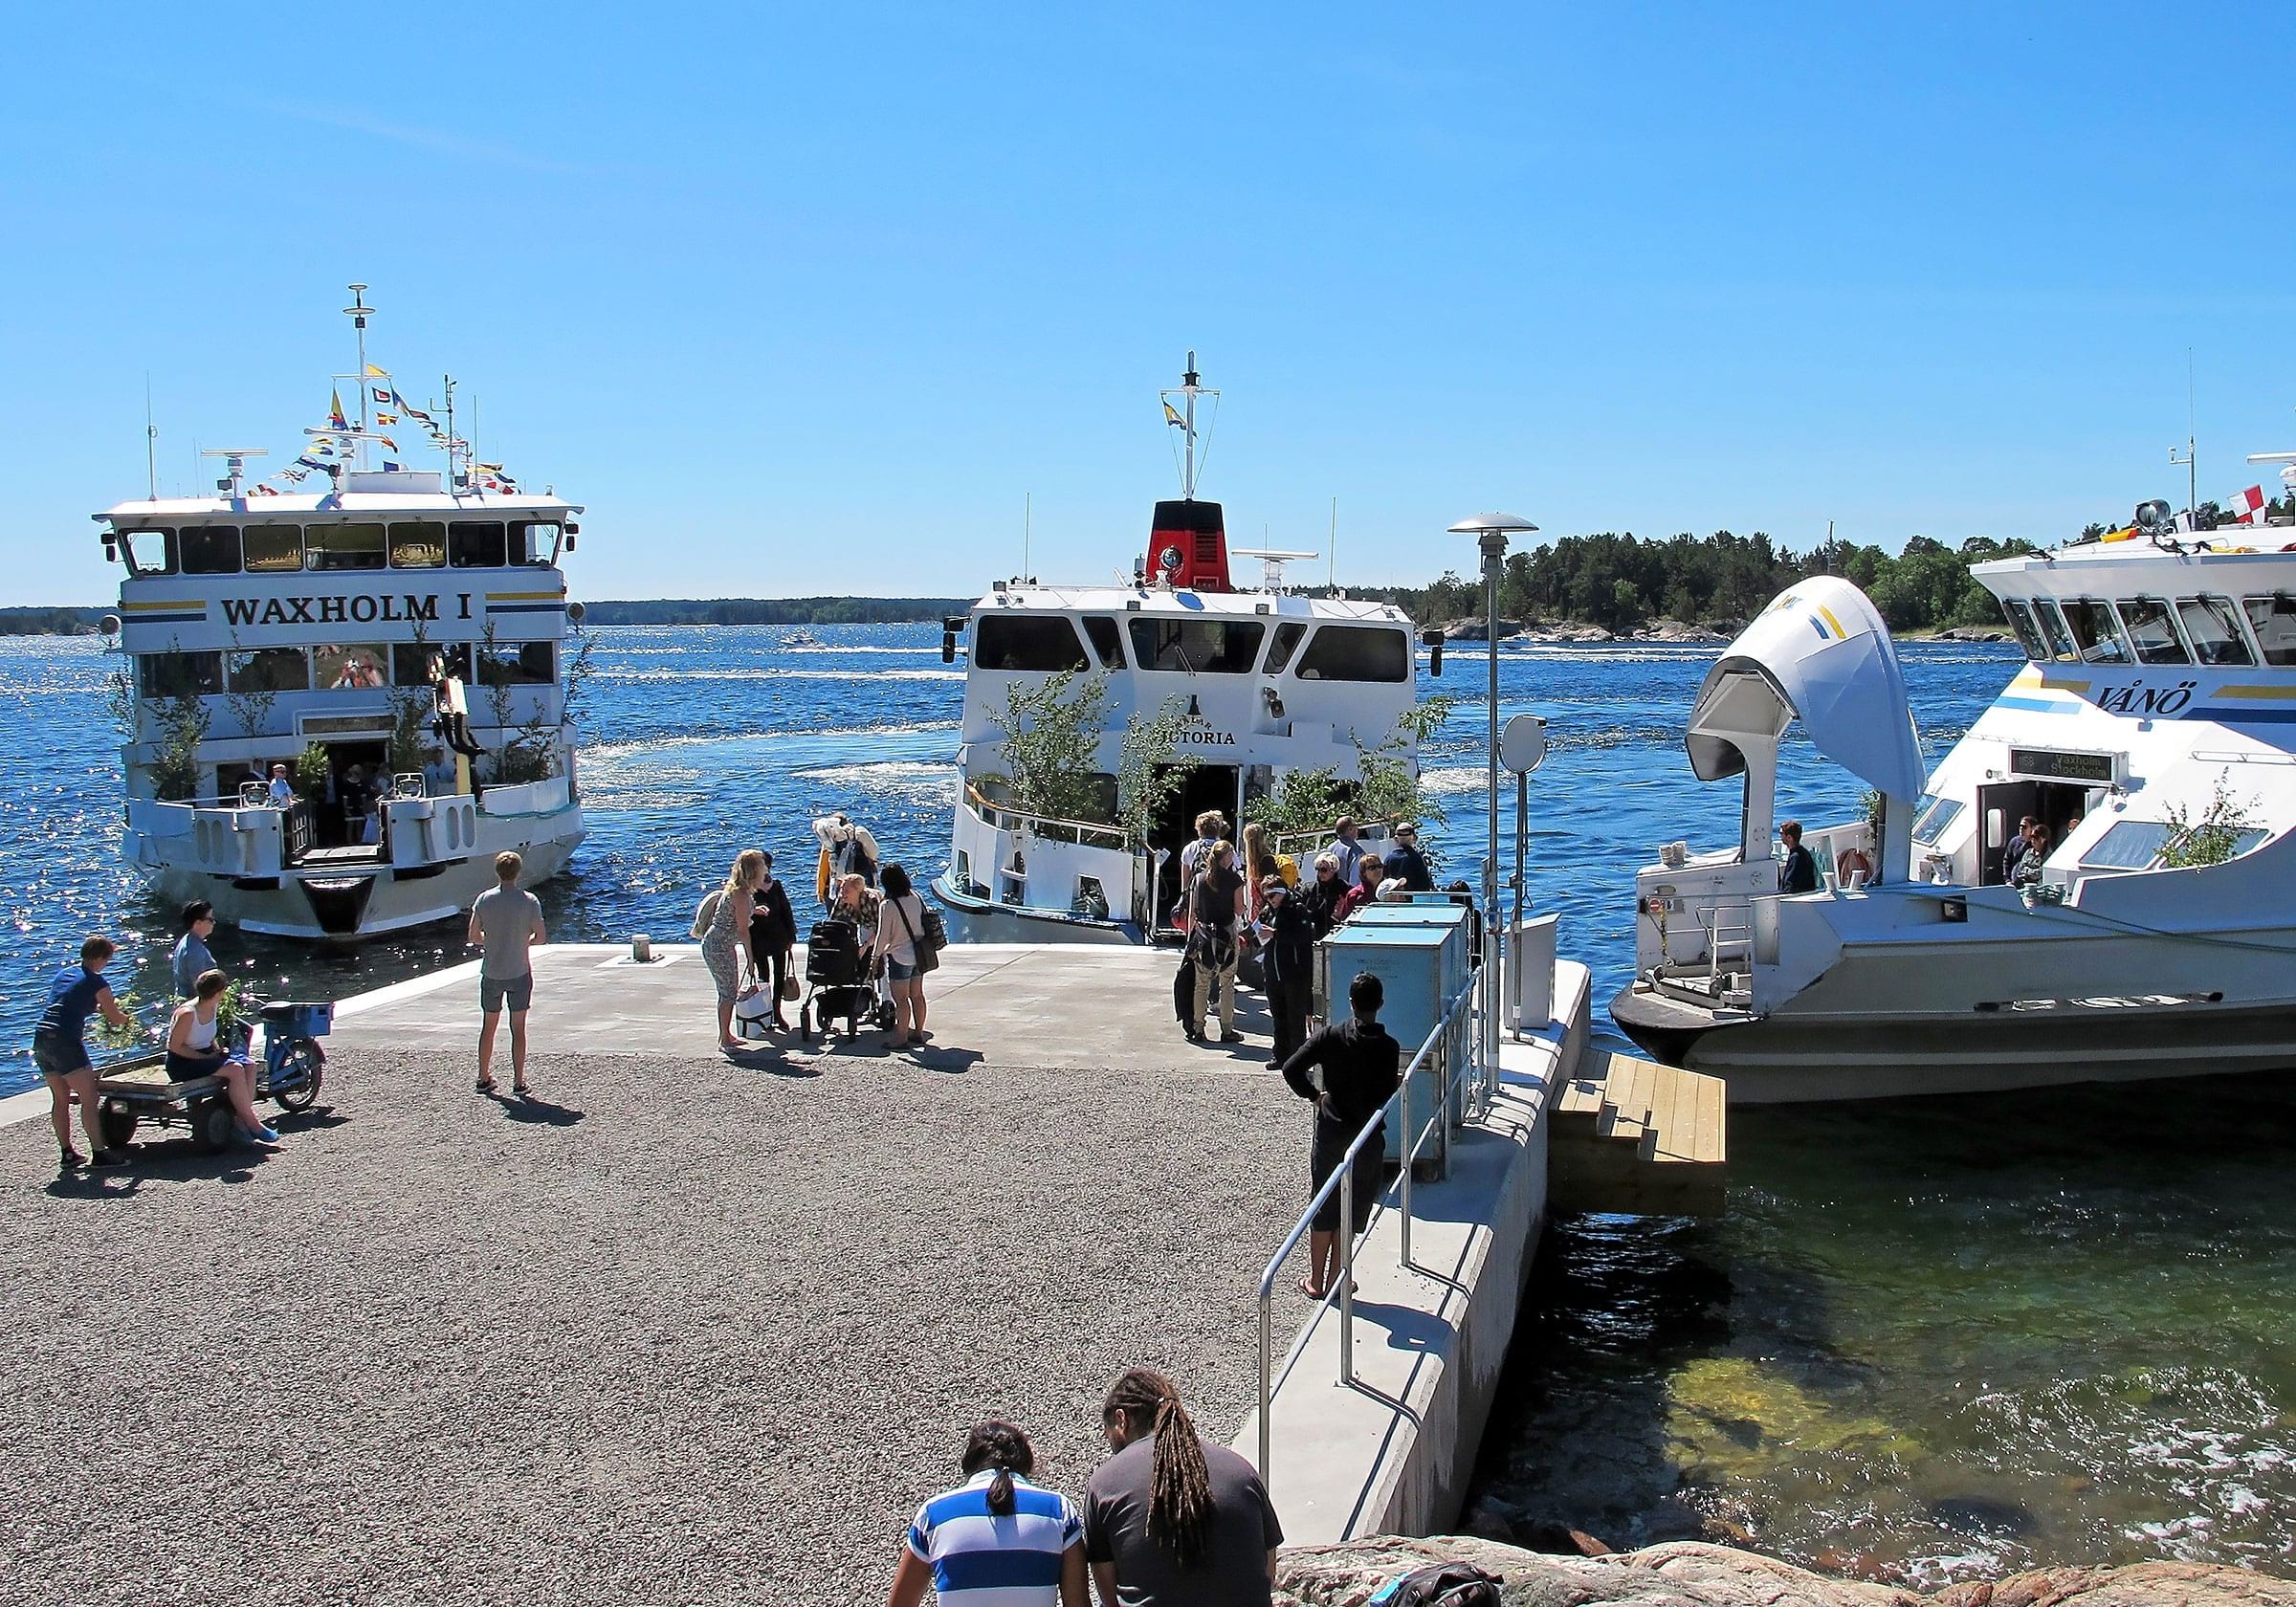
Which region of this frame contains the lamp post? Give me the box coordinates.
[1447,512,1538,1080]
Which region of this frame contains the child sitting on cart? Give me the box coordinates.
[166,971,277,1146]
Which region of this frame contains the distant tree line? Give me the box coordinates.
[1363,531,2046,634]
[0,607,105,636]
[575,597,972,627]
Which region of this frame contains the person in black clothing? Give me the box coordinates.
[1280,972,1402,1300]
[1185,841,1247,1043]
[1259,875,1329,1067]
[1298,852,1346,929]
[746,851,799,1031]
[1777,820,1819,894]
[1381,823,1434,892]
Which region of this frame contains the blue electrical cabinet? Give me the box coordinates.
[1318,918,1468,1163]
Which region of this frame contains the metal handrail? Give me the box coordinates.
[1253,971,1481,1492]
[961,784,1136,850]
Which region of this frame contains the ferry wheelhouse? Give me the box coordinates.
[101,292,587,939]
[933,361,1433,940]
[1612,487,2296,1100]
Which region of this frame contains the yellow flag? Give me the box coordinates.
[1163,401,1186,429]
[364,363,390,378]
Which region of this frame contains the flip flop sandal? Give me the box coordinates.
[475,1077,497,1093]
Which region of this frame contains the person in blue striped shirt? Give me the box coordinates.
[889,1420,1088,1607]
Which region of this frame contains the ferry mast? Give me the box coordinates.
[1160,352,1219,498]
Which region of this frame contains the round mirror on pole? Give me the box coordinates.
[1499,714,1548,774]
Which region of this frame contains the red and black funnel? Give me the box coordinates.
[1144,498,1230,592]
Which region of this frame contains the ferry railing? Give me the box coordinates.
[1253,972,1480,1494]
[1266,818,1402,868]
[960,784,1134,851]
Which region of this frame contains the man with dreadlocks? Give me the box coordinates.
[1082,1367,1282,1604]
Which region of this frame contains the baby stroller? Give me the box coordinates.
[799,917,894,1040]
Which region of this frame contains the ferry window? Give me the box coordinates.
[975,615,1089,672]
[314,644,389,690]
[2241,595,2296,667]
[2065,601,2130,664]
[178,525,242,575]
[1266,622,1308,674]
[2177,597,2254,666]
[450,522,508,568]
[2000,600,2048,661]
[2034,601,2079,662]
[242,524,304,573]
[475,641,555,686]
[226,648,308,694]
[1127,617,1266,673]
[2081,821,2175,870]
[392,643,473,686]
[1080,616,1125,669]
[1294,625,1411,683]
[116,528,175,577]
[308,522,386,572]
[1910,795,1965,845]
[511,521,560,565]
[138,650,222,698]
[389,521,448,569]
[2113,599,2189,666]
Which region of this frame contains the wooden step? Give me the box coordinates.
[1550,1050,1727,1215]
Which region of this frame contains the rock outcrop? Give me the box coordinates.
[1274,1536,2293,1607]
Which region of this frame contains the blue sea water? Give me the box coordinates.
[1,625,2287,1580]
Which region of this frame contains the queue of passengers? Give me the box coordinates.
[1172,808,1446,1061]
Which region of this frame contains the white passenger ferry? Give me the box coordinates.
[1612,483,2296,1100]
[933,359,1435,940]
[100,290,587,940]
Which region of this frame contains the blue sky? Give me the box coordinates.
[4,3,2290,604]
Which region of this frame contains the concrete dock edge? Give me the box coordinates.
[1236,958,1591,1544]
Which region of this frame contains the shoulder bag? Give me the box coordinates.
[890,896,939,974]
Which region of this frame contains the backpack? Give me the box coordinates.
[1367,1562,1505,1607]
[690,889,724,940]
[919,904,948,953]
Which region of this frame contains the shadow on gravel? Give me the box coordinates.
[44,1136,279,1199]
[904,1045,984,1075]
[722,1044,823,1078]
[493,1092,585,1126]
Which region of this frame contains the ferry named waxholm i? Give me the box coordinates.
[99,287,589,940]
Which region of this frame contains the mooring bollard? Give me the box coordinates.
[631,934,653,963]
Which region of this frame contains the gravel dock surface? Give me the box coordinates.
[1,1041,1303,1605]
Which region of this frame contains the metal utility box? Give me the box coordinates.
[1318,911,1472,1162]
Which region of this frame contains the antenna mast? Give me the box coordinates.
[144,375,158,501]
[343,284,373,473]
[1160,352,1220,498]
[1024,491,1032,582]
[442,375,459,491]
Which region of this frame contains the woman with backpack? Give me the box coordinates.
[695,849,763,1050]
[1184,840,1247,1045]
[871,863,933,1050]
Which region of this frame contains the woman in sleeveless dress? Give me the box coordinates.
[166,968,276,1143]
[703,849,763,1050]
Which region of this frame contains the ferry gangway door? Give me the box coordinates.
[1317,918,1469,1167]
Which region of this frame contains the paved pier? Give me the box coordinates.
[0,944,1301,1607]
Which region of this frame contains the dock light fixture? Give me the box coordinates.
[1448,511,1538,1076]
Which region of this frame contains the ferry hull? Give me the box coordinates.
[930,875,1142,947]
[1611,980,2296,1102]
[137,826,581,943]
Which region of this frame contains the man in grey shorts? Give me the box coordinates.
[469,850,546,1095]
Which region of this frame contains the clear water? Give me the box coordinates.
[3,626,2286,1578]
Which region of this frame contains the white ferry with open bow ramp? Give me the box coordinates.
[1613,484,2296,1100]
[99,289,588,940]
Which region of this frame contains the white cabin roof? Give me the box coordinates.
[98,490,581,523]
[970,583,1408,623]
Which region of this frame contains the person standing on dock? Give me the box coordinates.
[470,851,546,1095]
[746,851,797,1032]
[1381,822,1433,892]
[33,936,136,1170]
[888,1420,1087,1607]
[701,850,764,1052]
[1259,876,1324,1067]
[1281,972,1402,1302]
[1085,1368,1282,1605]
[1184,841,1247,1045]
[1323,814,1365,886]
